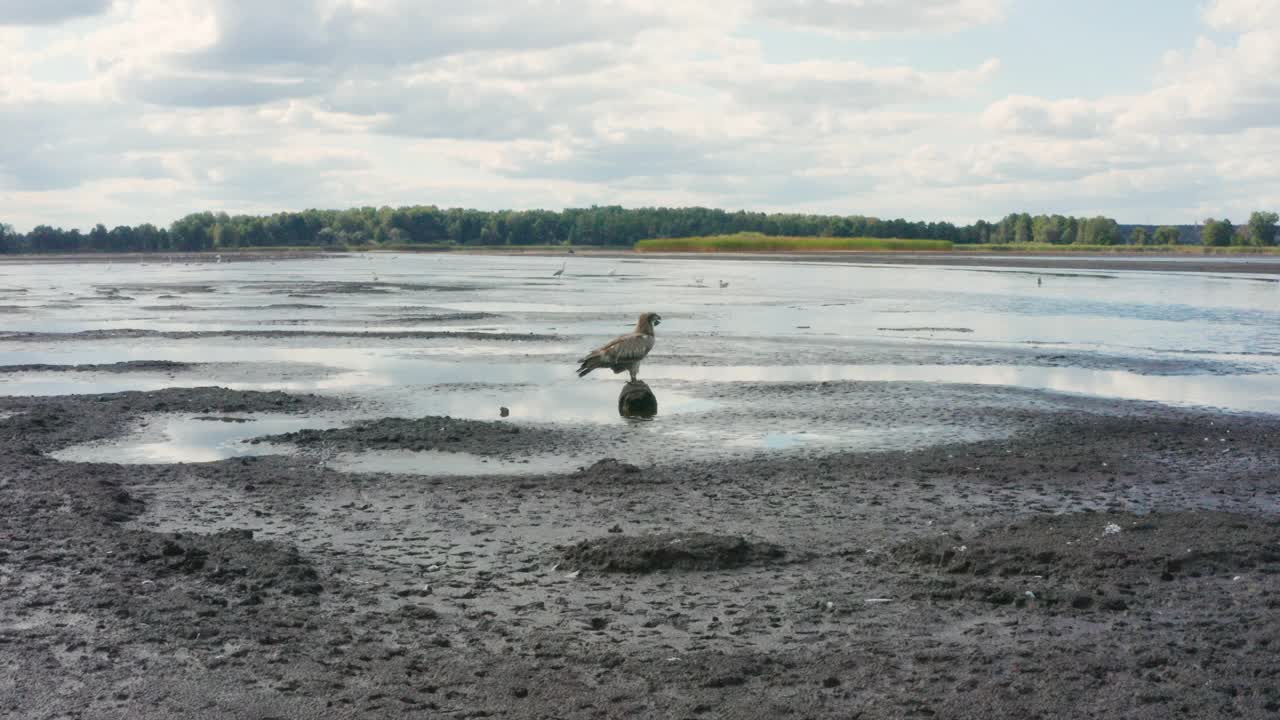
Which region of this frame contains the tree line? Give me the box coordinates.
[1200,212,1279,247]
[1,206,1276,253]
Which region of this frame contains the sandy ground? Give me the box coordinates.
[2,380,1278,719]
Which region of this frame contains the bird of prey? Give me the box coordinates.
[553,261,566,278]
[576,312,661,382]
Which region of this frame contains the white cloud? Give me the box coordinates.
[0,0,111,26]
[1203,0,1280,30]
[982,96,1111,138]
[754,0,1006,36]
[984,2,1280,139]
[2,0,1279,231]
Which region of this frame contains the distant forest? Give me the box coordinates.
[1,206,1276,253]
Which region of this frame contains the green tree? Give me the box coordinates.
[1129,227,1149,245]
[1202,218,1233,247]
[1032,215,1064,244]
[1078,216,1119,245]
[1230,226,1254,246]
[1153,226,1180,245]
[211,222,241,248]
[0,222,16,253]
[88,223,109,251]
[1247,211,1278,246]
[1014,213,1033,243]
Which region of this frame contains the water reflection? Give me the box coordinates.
[6,356,1280,416]
[5,252,1280,471]
[51,414,343,464]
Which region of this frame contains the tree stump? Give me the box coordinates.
[618,380,658,418]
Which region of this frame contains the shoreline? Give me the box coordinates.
[4,247,1280,275]
[475,248,1280,275]
[0,250,342,264]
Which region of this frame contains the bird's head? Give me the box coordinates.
[638,312,662,332]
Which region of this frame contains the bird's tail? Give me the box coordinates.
[576,356,598,377]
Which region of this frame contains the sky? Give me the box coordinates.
[1,0,1279,232]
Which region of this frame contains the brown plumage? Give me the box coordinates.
[576,312,661,382]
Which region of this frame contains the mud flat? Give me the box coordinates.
[0,360,195,374]
[1,383,1278,718]
[532,248,1280,275]
[0,328,560,343]
[255,415,575,457]
[0,251,340,264]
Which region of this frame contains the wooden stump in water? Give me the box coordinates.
[618,380,658,418]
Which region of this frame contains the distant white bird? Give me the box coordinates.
[608,268,617,276]
[577,312,661,382]
[719,280,729,288]
[553,261,566,278]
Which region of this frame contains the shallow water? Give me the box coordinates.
[50,414,342,464]
[4,253,1279,469]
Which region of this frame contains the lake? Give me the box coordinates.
[2,252,1277,470]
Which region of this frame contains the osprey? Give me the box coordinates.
[576,312,661,382]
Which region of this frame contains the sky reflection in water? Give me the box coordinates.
[4,253,1279,469]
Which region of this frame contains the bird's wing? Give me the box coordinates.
[587,332,654,364]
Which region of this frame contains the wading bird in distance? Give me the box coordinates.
[719,280,729,288]
[553,261,566,278]
[576,312,661,382]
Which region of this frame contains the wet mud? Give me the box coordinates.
[255,415,571,457]
[644,333,1264,376]
[138,303,329,312]
[0,328,560,343]
[246,281,480,295]
[1,384,1278,718]
[0,360,194,374]
[558,532,788,573]
[0,387,339,451]
[602,248,1280,275]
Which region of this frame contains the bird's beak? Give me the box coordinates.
[652,315,662,326]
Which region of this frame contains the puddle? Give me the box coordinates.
[51,414,344,464]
